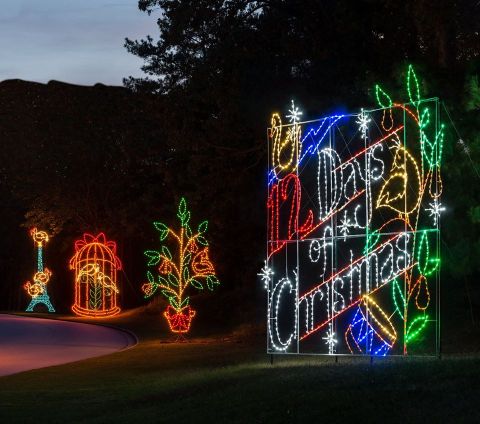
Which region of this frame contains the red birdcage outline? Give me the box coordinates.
[70,233,122,317]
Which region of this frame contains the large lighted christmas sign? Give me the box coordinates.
[261,66,443,356]
[24,228,55,312]
[70,233,122,317]
[142,197,220,333]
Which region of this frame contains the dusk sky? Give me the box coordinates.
[0,0,159,86]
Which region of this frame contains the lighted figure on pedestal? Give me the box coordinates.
[24,228,55,312]
[70,233,122,317]
[261,65,443,356]
[142,197,220,333]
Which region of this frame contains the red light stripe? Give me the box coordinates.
[299,263,416,341]
[333,125,404,172]
[300,233,402,300]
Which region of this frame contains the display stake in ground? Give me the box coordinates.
[142,197,220,334]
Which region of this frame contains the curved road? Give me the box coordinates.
[0,314,136,377]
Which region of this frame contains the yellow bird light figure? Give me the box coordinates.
[376,146,421,216]
[31,228,49,247]
[77,263,119,296]
[270,100,303,180]
[24,269,52,297]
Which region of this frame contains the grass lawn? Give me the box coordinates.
[1,309,480,423]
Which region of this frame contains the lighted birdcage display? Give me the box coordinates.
[70,233,122,317]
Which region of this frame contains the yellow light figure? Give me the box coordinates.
[69,233,122,317]
[24,269,52,297]
[345,295,397,355]
[31,228,49,246]
[376,145,421,216]
[270,100,303,180]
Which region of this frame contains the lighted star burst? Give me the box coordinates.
[322,327,337,354]
[426,200,445,225]
[286,100,303,123]
[258,260,274,289]
[339,211,352,241]
[356,108,371,140]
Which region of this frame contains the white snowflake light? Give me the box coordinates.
[426,200,445,226]
[322,327,337,354]
[258,260,274,289]
[338,211,352,241]
[356,108,371,140]
[286,100,303,123]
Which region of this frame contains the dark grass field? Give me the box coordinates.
[1,307,480,423]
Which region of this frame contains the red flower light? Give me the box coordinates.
[192,248,214,275]
[158,260,172,275]
[142,282,155,297]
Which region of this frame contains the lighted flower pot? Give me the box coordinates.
[164,305,196,333]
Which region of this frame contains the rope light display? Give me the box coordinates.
[261,65,443,356]
[142,197,220,334]
[69,233,122,317]
[24,227,55,312]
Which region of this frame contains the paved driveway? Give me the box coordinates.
[0,314,136,376]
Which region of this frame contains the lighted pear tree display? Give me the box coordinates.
[142,197,220,333]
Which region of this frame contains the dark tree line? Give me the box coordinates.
[0,1,479,330]
[124,0,480,324]
[0,81,171,313]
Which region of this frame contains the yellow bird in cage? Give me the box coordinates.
[77,263,119,295]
